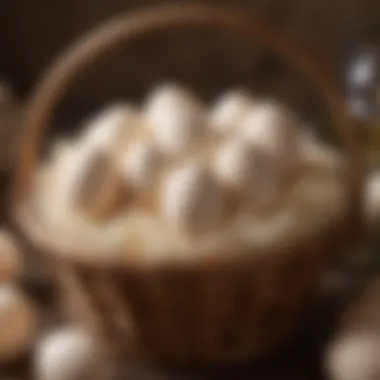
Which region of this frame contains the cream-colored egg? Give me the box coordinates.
[0,230,24,282]
[161,162,223,233]
[57,146,103,204]
[145,83,200,112]
[81,103,138,150]
[119,140,163,191]
[57,144,121,219]
[34,326,99,380]
[325,333,380,380]
[324,280,380,380]
[213,137,262,191]
[209,90,254,134]
[0,284,39,361]
[213,137,284,210]
[41,132,122,223]
[364,171,380,226]
[239,101,298,156]
[144,84,205,154]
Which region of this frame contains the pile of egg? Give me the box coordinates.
[40,84,343,236]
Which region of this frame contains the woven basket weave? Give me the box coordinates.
[12,3,365,365]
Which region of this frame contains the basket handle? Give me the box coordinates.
[12,3,365,227]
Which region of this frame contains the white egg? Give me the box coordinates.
[239,101,298,157]
[213,138,263,191]
[213,137,284,210]
[145,83,200,111]
[0,284,39,361]
[120,140,162,191]
[81,103,138,150]
[365,171,380,225]
[323,278,380,380]
[325,333,380,380]
[0,230,24,282]
[144,84,204,154]
[34,326,100,380]
[161,162,223,233]
[58,146,104,204]
[57,144,121,219]
[40,137,122,223]
[209,90,254,134]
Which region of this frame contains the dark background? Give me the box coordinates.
[1,0,380,134]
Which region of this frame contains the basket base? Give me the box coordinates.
[46,219,347,365]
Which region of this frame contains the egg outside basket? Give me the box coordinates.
[11,3,365,366]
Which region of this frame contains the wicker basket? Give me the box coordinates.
[11,3,365,366]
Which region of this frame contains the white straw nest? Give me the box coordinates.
[37,83,346,241]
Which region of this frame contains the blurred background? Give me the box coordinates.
[1,1,380,379]
[1,0,380,134]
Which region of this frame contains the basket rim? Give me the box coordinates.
[13,196,347,271]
